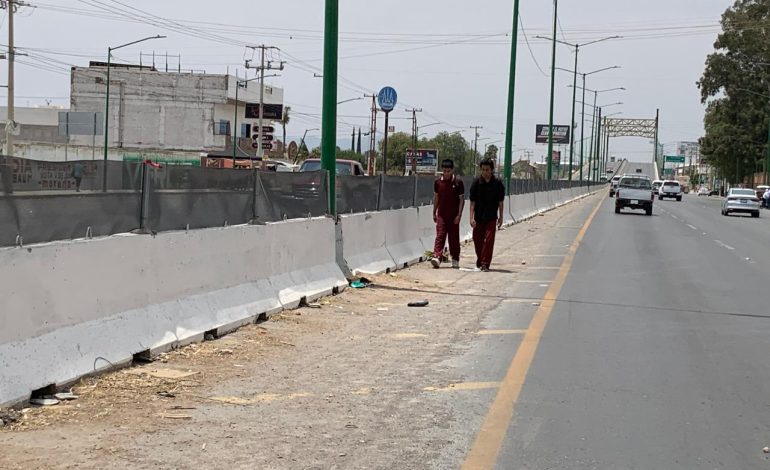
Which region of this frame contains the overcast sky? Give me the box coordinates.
[1,0,732,162]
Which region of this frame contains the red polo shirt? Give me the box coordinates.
[434,175,465,219]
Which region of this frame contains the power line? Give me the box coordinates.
[520,14,549,77]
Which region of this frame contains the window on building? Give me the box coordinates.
[215,120,231,136]
[241,123,251,138]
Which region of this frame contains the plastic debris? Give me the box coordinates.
[30,398,59,406]
[350,280,369,289]
[407,300,429,307]
[53,392,79,401]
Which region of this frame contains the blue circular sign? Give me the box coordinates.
[378,86,398,112]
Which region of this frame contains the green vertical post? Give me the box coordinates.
[595,107,602,182]
[321,0,339,215]
[503,0,521,194]
[568,46,578,181]
[233,79,239,163]
[545,0,558,180]
[102,48,112,192]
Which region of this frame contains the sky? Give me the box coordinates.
[0,0,733,162]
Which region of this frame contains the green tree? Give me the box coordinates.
[698,0,770,184]
[432,131,472,175]
[377,132,412,175]
[484,144,499,160]
[280,106,291,157]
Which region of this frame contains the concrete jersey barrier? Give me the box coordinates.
[0,217,346,406]
[339,211,397,275]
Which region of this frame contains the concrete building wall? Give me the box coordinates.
[70,66,231,151]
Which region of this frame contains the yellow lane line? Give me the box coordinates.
[462,196,603,470]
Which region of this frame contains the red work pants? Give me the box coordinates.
[434,216,461,261]
[472,219,497,268]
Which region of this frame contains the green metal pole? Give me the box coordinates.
[568,45,578,181]
[579,74,586,184]
[102,48,111,192]
[503,0,521,194]
[321,0,339,215]
[595,107,602,182]
[545,0,558,181]
[233,80,239,164]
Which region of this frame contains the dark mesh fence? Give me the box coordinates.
[256,170,328,222]
[146,166,255,232]
[415,176,435,206]
[379,175,415,210]
[337,175,379,214]
[0,156,592,247]
[0,157,142,246]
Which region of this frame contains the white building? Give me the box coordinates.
[69,62,284,158]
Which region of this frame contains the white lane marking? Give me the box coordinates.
[686,224,697,230]
[714,240,735,250]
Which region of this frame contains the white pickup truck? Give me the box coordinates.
[615,175,654,216]
[659,180,682,201]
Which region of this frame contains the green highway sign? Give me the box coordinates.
[665,155,686,163]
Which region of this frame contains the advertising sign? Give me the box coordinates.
[405,148,439,174]
[536,124,571,144]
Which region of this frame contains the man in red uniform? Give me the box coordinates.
[469,158,505,272]
[430,159,465,269]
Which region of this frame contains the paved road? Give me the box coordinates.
[489,192,770,469]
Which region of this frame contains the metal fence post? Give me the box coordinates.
[376,174,384,211]
[138,162,151,232]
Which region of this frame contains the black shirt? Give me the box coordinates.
[470,176,505,223]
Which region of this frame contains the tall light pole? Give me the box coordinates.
[321,0,339,215]
[296,127,319,163]
[569,83,624,182]
[503,0,521,194]
[103,35,164,191]
[545,0,558,180]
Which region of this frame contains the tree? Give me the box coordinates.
[698,0,770,184]
[280,106,291,158]
[432,131,472,175]
[484,144,499,160]
[377,132,412,175]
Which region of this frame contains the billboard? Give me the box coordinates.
[536,124,570,144]
[405,148,438,174]
[244,103,284,120]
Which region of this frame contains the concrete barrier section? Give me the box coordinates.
[0,217,347,406]
[340,211,397,275]
[383,208,424,268]
[417,206,436,253]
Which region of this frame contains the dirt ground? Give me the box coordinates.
[0,195,596,470]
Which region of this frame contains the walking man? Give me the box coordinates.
[431,159,465,269]
[469,158,505,272]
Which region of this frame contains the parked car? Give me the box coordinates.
[615,175,654,216]
[659,180,682,201]
[697,186,710,196]
[754,185,769,200]
[293,158,367,198]
[652,180,663,196]
[721,187,761,217]
[609,175,621,197]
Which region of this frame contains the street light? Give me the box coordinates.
[567,74,623,183]
[540,35,620,181]
[337,96,365,105]
[102,35,165,191]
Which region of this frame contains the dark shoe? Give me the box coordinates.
[480,265,490,272]
[476,259,481,268]
[451,260,460,269]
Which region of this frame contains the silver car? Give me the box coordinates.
[721,188,761,218]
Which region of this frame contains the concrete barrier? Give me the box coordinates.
[383,208,424,268]
[417,206,435,253]
[339,211,396,275]
[0,217,347,406]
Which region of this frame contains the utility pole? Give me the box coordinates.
[365,93,377,175]
[2,0,27,156]
[247,45,284,169]
[406,108,422,174]
[503,0,521,194]
[545,0,558,180]
[470,126,483,175]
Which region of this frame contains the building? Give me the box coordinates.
[1,62,285,163]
